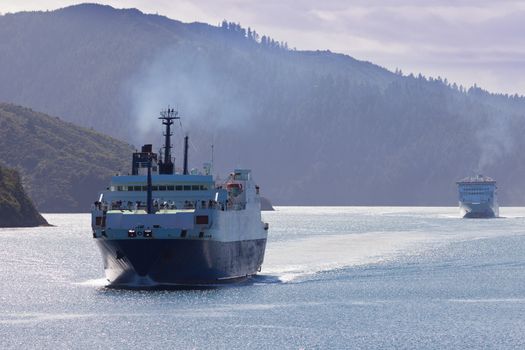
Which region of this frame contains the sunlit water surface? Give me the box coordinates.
[1,207,525,349]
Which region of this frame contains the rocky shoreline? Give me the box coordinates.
[0,165,48,227]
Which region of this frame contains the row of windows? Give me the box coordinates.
[111,185,210,192]
[461,191,492,194]
[461,187,493,190]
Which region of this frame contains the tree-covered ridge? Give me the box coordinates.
[1,4,525,205]
[0,165,48,227]
[0,3,392,136]
[219,20,289,50]
[0,104,133,212]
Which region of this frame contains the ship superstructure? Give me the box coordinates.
[456,175,499,218]
[91,108,269,287]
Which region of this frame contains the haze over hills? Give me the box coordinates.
[0,104,132,212]
[1,4,525,206]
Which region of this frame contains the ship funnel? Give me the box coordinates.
[146,159,153,214]
[183,135,189,175]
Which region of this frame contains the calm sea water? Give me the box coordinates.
[1,207,525,349]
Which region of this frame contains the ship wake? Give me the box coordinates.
[260,231,435,283]
[260,225,524,283]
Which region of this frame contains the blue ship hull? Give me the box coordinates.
[460,202,497,218]
[95,238,267,288]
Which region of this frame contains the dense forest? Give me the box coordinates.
[0,104,132,212]
[0,164,48,227]
[1,4,525,205]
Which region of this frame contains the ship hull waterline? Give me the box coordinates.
[95,238,267,288]
[460,202,498,219]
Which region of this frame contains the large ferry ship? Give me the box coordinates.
[91,108,269,287]
[456,175,499,218]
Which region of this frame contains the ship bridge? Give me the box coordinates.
[98,174,219,211]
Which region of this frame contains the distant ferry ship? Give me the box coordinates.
[456,175,499,218]
[91,108,269,287]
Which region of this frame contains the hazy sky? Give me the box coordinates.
[2,0,524,95]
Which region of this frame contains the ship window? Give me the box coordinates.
[117,186,123,191]
[192,185,199,191]
[167,185,175,191]
[142,186,148,191]
[159,186,167,191]
[152,186,158,191]
[184,185,191,191]
[200,185,208,190]
[133,186,142,191]
[127,187,134,191]
[175,185,183,191]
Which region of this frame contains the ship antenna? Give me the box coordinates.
[158,107,180,174]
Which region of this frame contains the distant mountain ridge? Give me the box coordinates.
[1,4,525,205]
[0,3,393,136]
[0,104,132,212]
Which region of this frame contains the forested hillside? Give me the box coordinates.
[1,4,525,205]
[0,104,132,212]
[0,165,48,227]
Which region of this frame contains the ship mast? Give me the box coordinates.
[158,108,180,174]
[183,135,189,175]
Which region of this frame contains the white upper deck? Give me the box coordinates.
[110,174,213,186]
[457,174,496,185]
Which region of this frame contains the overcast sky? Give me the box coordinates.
[2,0,524,95]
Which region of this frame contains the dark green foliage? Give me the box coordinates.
[0,104,132,212]
[0,165,48,227]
